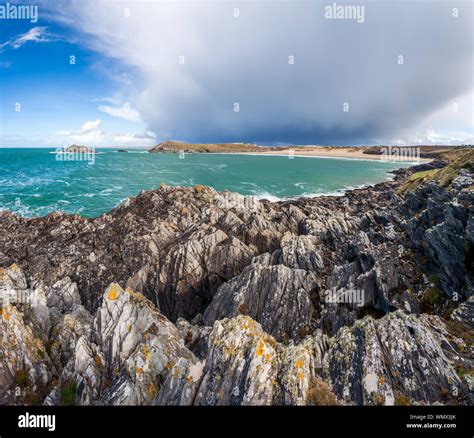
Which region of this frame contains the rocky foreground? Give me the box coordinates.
[0,150,472,406]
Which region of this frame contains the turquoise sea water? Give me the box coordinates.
[0,148,413,218]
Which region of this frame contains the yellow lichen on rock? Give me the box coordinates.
[2,307,11,321]
[256,339,265,357]
[143,345,152,360]
[107,284,120,301]
[148,382,158,399]
[295,359,304,369]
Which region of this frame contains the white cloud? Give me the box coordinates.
[57,119,104,145]
[113,131,156,145]
[0,27,55,52]
[78,119,101,134]
[98,103,142,123]
[56,119,154,147]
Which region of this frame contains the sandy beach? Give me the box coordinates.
[247,146,432,162]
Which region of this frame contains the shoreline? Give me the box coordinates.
[213,150,429,163]
[234,148,432,162]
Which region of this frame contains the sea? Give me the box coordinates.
[0,148,414,218]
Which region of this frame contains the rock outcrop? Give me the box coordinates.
[0,149,472,406]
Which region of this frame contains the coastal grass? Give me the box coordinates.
[60,379,77,406]
[398,148,474,194]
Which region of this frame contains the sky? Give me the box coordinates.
[0,0,473,148]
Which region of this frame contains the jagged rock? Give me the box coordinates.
[156,226,254,321]
[203,262,317,341]
[160,316,331,406]
[451,296,474,328]
[45,277,81,323]
[0,304,52,404]
[94,283,199,405]
[323,311,466,405]
[193,316,279,405]
[274,332,329,405]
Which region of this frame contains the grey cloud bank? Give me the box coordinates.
[53,1,473,145]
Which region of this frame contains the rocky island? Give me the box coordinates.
[61,145,97,154]
[0,148,472,406]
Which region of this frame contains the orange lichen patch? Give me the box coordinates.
[256,339,265,357]
[264,354,272,364]
[378,376,385,386]
[194,184,206,192]
[9,263,20,272]
[107,285,120,301]
[136,367,143,375]
[295,359,305,369]
[186,375,194,383]
[297,371,305,381]
[143,346,152,360]
[148,383,158,400]
[165,361,174,370]
[2,308,11,321]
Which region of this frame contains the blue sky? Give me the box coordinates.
[0,0,473,147]
[1,2,154,148]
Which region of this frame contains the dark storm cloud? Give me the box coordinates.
[55,0,474,145]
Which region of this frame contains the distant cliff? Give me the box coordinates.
[149,141,269,153]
